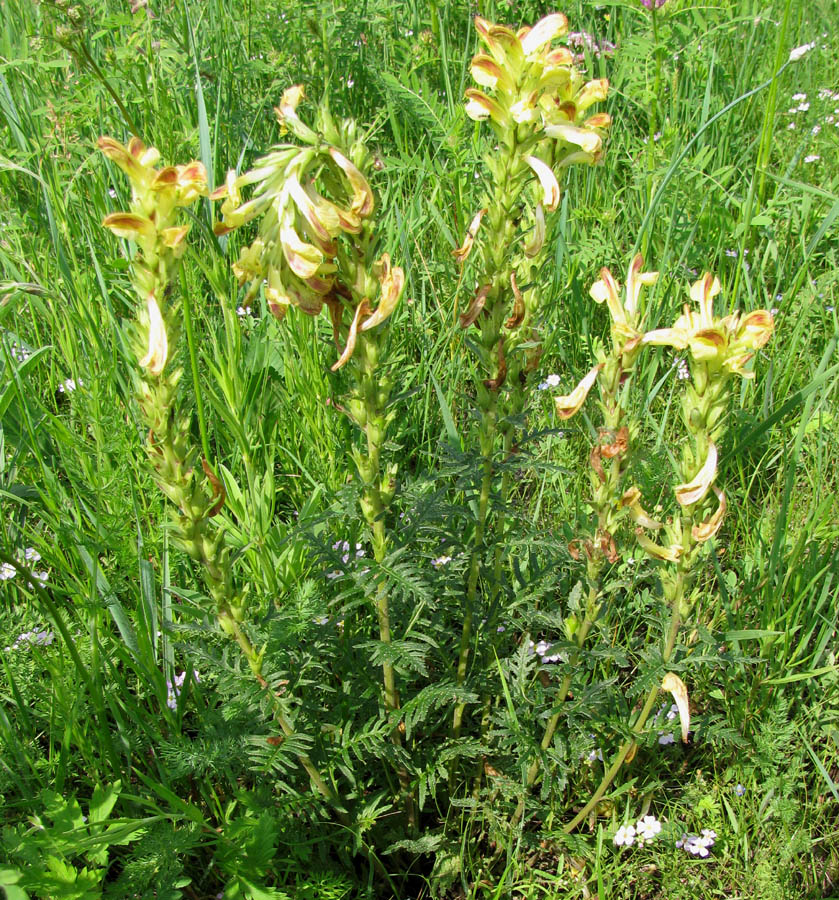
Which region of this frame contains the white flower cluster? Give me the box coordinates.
[657,701,680,743]
[676,828,717,857]
[9,341,31,363]
[1,548,48,586]
[57,378,81,393]
[614,815,662,848]
[527,638,564,664]
[537,373,561,390]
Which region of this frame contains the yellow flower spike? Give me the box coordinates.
[524,202,546,258]
[328,148,374,218]
[620,486,664,530]
[464,88,508,124]
[474,17,522,69]
[635,529,683,562]
[139,294,168,376]
[332,299,372,371]
[674,442,718,507]
[453,208,486,263]
[361,254,405,332]
[518,12,568,56]
[554,363,603,419]
[661,673,691,743]
[691,487,727,542]
[525,156,560,211]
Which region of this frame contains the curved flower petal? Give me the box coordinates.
[524,202,546,257]
[460,284,490,329]
[280,223,324,279]
[139,294,168,376]
[576,78,609,112]
[102,212,156,242]
[554,364,602,419]
[465,88,508,124]
[642,326,690,349]
[635,528,682,562]
[453,208,486,263]
[674,442,717,507]
[661,673,690,743]
[519,13,568,56]
[690,272,721,328]
[332,299,371,371]
[736,309,774,349]
[505,272,525,329]
[361,254,405,331]
[621,486,664,530]
[525,156,560,211]
[329,148,374,218]
[590,266,624,326]
[470,55,509,91]
[543,122,603,155]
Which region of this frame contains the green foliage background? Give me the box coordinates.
[0,0,837,897]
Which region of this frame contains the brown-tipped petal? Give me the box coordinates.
[470,55,508,91]
[287,177,335,245]
[453,208,486,263]
[544,47,575,68]
[139,294,168,376]
[362,255,405,331]
[525,156,560,211]
[519,12,568,55]
[635,528,682,562]
[465,89,507,124]
[150,166,179,189]
[599,425,628,459]
[460,284,490,329]
[329,148,374,218]
[690,272,721,327]
[483,338,507,391]
[554,364,602,419]
[621,487,664,530]
[326,297,344,348]
[102,212,156,241]
[689,327,727,361]
[505,272,525,329]
[176,161,208,204]
[584,112,612,129]
[577,78,609,112]
[98,135,147,181]
[524,202,546,258]
[675,442,718,507]
[692,487,727,542]
[161,225,190,250]
[332,299,371,371]
[556,149,596,168]
[661,673,690,743]
[544,122,603,155]
[737,309,775,349]
[304,273,335,295]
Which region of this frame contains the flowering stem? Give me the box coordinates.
[563,606,681,834]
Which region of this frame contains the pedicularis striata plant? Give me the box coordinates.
[94,10,776,877]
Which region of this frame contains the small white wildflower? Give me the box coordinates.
[797,102,810,112]
[811,124,821,134]
[666,703,679,720]
[313,615,329,626]
[787,121,796,129]
[346,77,355,88]
[788,41,815,62]
[24,548,41,562]
[735,783,746,796]
[792,92,807,101]
[804,154,820,163]
[826,115,835,124]
[770,307,779,317]
[1,562,16,580]
[614,824,636,847]
[658,731,676,745]
[325,569,343,580]
[636,816,662,841]
[432,555,452,568]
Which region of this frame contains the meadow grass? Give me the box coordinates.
[1,0,838,897]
